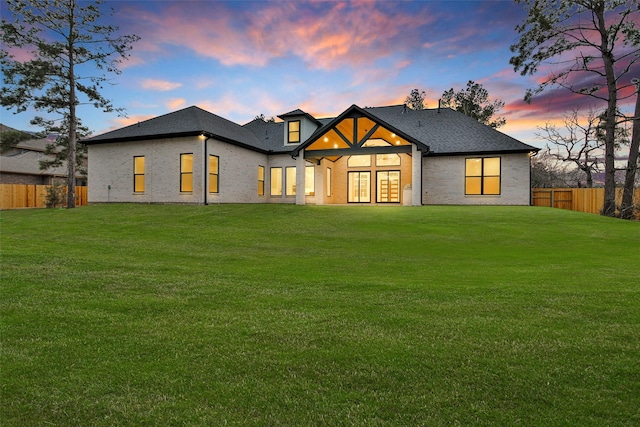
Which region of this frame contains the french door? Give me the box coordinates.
[348,171,370,203]
[377,171,400,203]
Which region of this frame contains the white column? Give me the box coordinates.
[296,150,306,205]
[412,144,422,206]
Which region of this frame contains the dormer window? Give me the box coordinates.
[288,120,300,144]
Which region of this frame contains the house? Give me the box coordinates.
[0,124,86,185]
[83,104,538,206]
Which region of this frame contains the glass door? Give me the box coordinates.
[377,171,400,203]
[348,171,371,203]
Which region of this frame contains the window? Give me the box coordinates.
[376,153,401,166]
[133,156,145,192]
[258,166,265,196]
[209,155,219,193]
[270,167,282,196]
[465,157,501,195]
[326,168,332,197]
[286,166,296,196]
[348,171,370,203]
[348,155,371,167]
[288,120,300,144]
[305,166,315,196]
[180,153,193,192]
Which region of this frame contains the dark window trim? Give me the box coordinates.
[465,156,501,196]
[133,155,145,193]
[288,120,301,144]
[209,154,219,193]
[285,166,296,196]
[258,165,265,196]
[180,153,194,193]
[376,170,401,203]
[270,167,283,196]
[347,170,371,203]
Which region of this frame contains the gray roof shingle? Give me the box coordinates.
[83,104,536,156]
[84,106,266,152]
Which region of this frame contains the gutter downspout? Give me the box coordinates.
[204,135,210,205]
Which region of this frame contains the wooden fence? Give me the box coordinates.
[0,184,87,209]
[532,187,640,216]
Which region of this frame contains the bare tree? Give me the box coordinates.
[620,82,640,219]
[537,109,605,188]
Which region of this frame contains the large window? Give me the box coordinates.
[270,167,282,196]
[348,171,370,203]
[465,157,501,195]
[209,155,219,193]
[288,120,300,144]
[286,166,296,196]
[305,166,315,196]
[180,153,193,192]
[258,166,265,196]
[133,156,145,193]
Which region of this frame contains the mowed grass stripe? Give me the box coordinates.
[1,204,639,426]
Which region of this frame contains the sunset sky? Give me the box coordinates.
[1,0,638,149]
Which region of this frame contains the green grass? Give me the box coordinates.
[1,204,639,426]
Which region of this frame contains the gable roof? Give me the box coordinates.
[365,105,538,155]
[277,108,323,127]
[83,106,267,152]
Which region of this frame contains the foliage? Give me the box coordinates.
[34,115,89,176]
[0,127,32,153]
[254,113,276,123]
[2,204,640,425]
[441,80,506,128]
[405,88,426,110]
[0,0,139,207]
[510,0,640,216]
[44,181,66,208]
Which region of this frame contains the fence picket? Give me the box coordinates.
[0,184,88,209]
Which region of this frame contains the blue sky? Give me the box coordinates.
[1,0,638,148]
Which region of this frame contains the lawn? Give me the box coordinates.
[1,204,639,426]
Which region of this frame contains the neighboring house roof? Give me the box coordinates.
[0,124,70,177]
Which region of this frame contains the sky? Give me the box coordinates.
[1,0,638,149]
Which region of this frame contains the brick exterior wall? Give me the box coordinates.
[421,153,531,205]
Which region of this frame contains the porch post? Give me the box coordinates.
[412,144,422,206]
[296,149,306,205]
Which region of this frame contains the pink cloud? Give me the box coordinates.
[126,1,431,70]
[141,79,182,91]
[166,98,186,110]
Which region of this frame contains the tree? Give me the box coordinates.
[620,82,640,219]
[440,80,506,128]
[0,127,32,154]
[35,115,90,178]
[405,89,426,110]
[510,0,640,217]
[1,0,139,208]
[537,108,629,187]
[530,151,578,188]
[255,113,276,123]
